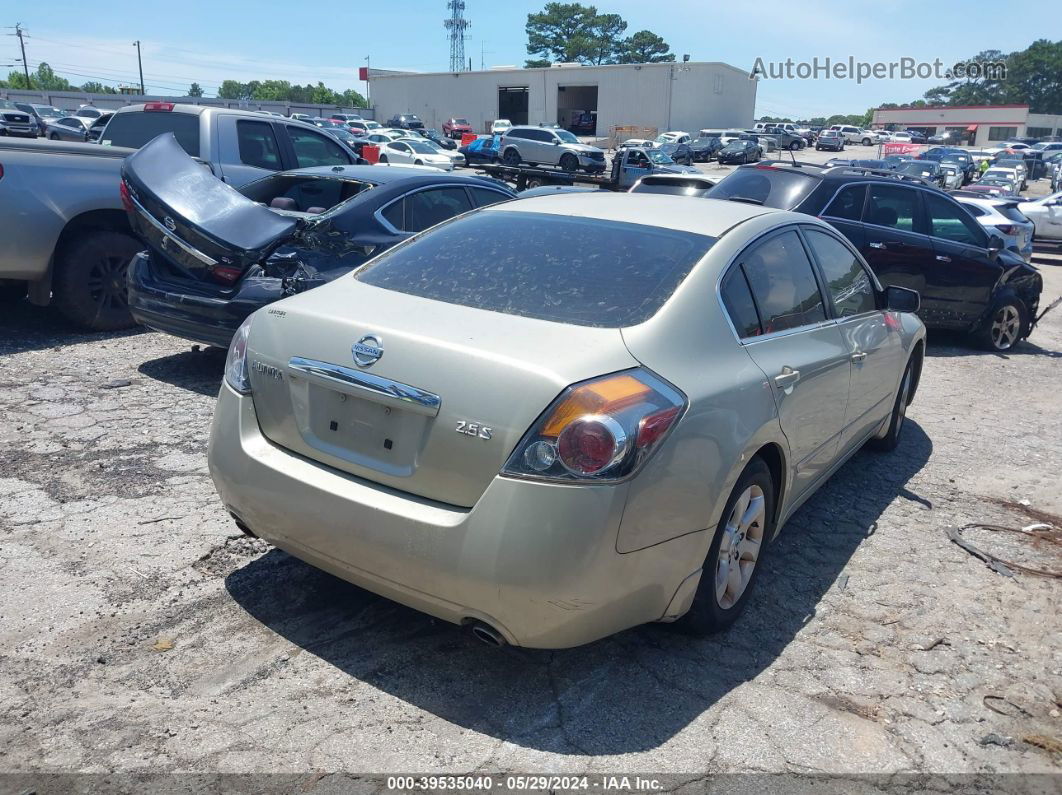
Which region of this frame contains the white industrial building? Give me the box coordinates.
[367,61,756,137]
[871,104,1062,146]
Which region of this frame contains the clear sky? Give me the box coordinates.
[4,1,1059,117]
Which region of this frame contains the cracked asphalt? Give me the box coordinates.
[1,244,1061,778]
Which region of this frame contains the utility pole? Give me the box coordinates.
[15,23,30,88]
[364,55,371,107]
[133,40,145,95]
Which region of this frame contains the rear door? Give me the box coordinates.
[802,226,901,450]
[727,228,852,501]
[922,191,1002,326]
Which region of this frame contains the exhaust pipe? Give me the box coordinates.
[229,511,258,538]
[468,620,507,647]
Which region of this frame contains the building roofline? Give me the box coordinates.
[874,104,1030,111]
[370,61,749,80]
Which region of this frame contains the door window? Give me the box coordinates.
[407,187,473,233]
[287,127,351,168]
[237,120,282,170]
[741,230,827,333]
[804,229,877,317]
[468,187,511,208]
[720,266,762,338]
[865,184,919,232]
[822,184,866,221]
[924,193,985,246]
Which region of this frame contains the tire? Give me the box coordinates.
[52,230,142,331]
[503,148,521,167]
[525,177,545,189]
[677,457,776,635]
[862,138,872,146]
[49,133,59,140]
[789,141,800,151]
[870,358,915,452]
[559,153,578,172]
[975,295,1028,352]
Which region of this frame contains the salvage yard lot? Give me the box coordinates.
[1,245,1061,776]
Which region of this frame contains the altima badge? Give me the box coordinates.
[352,335,384,367]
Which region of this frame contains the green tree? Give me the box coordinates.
[339,88,367,108]
[618,30,674,64]
[252,80,292,101]
[588,13,626,64]
[80,81,117,94]
[1004,39,1062,113]
[217,79,247,100]
[526,2,600,64]
[187,82,204,97]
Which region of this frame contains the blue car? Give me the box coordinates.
[459,134,500,164]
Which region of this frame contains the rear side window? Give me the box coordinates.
[407,187,473,233]
[720,266,762,338]
[998,205,1028,223]
[287,127,351,168]
[357,210,715,328]
[468,187,512,208]
[237,120,282,170]
[804,229,877,317]
[822,184,866,221]
[865,185,919,231]
[101,110,200,156]
[962,204,986,217]
[740,230,826,333]
[707,169,817,210]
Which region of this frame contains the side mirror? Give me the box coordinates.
[885,286,920,313]
[988,234,1005,255]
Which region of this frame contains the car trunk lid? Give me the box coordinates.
[121,133,299,287]
[246,278,639,507]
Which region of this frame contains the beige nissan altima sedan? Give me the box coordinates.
[208,193,926,648]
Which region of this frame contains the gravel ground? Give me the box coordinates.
[1,193,1061,779]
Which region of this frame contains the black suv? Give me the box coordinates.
[706,163,1043,350]
[386,114,425,130]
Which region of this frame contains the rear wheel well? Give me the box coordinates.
[55,210,132,262]
[908,340,925,405]
[750,443,786,528]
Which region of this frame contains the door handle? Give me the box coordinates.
[935,255,951,262]
[851,351,867,362]
[774,367,801,388]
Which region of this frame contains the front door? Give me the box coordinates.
[802,226,902,450]
[734,229,852,500]
[923,191,1003,328]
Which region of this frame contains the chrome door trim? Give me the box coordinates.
[288,356,442,417]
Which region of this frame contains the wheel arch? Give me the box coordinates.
[33,209,133,306]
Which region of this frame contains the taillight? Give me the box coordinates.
[144,102,174,112]
[995,224,1017,235]
[502,369,686,483]
[210,265,243,285]
[119,180,134,212]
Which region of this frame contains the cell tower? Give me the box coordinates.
[444,0,470,72]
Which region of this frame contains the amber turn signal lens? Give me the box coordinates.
[541,374,650,437]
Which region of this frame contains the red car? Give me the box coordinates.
[442,117,473,139]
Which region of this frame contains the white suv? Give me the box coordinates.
[500,125,607,172]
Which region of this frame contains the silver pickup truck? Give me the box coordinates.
[0,103,363,330]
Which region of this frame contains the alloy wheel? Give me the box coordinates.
[990,304,1021,350]
[85,254,130,318]
[715,484,766,609]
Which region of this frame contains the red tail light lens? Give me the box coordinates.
[119,180,134,212]
[995,224,1017,235]
[144,102,174,112]
[503,369,686,483]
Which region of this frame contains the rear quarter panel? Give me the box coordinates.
[0,146,127,281]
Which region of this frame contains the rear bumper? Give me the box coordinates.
[208,386,705,648]
[126,252,269,348]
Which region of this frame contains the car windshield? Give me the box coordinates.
[706,168,817,209]
[365,121,381,129]
[34,105,64,117]
[0,100,16,110]
[356,210,716,328]
[405,141,437,154]
[648,150,674,164]
[721,141,743,151]
[555,130,579,143]
[454,118,469,124]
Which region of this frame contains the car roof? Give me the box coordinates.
[487,192,774,236]
[274,164,510,188]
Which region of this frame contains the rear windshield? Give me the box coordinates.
[998,205,1029,223]
[100,111,200,156]
[706,168,818,210]
[356,210,715,327]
